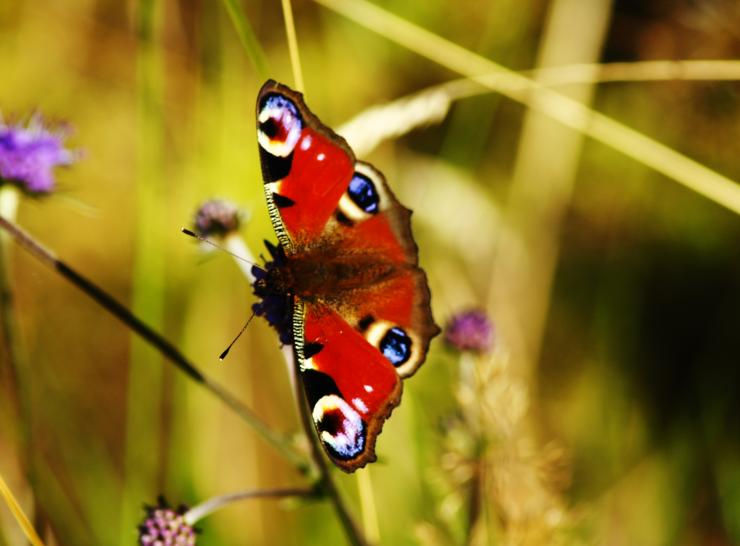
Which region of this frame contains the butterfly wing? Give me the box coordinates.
[257,80,355,250]
[256,80,439,471]
[294,300,402,471]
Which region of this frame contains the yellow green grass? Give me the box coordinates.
[1,1,739,544]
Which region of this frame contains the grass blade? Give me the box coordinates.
[0,473,45,546]
[314,0,740,216]
[281,0,305,91]
[221,0,269,77]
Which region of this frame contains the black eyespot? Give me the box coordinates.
[318,408,343,436]
[303,342,324,359]
[272,193,295,208]
[380,327,412,366]
[357,314,375,331]
[348,172,380,214]
[336,211,354,226]
[258,148,293,182]
[301,369,341,408]
[260,118,279,138]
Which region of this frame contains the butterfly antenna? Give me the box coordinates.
[219,312,257,361]
[181,228,258,268]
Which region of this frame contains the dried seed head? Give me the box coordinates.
[193,199,242,238]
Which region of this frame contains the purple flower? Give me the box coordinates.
[0,114,76,194]
[252,240,293,345]
[139,498,197,546]
[193,199,242,237]
[444,309,493,354]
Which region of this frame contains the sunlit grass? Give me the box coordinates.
[0,473,45,546]
[280,0,305,92]
[119,0,167,542]
[220,0,269,77]
[1,0,738,544]
[315,0,740,217]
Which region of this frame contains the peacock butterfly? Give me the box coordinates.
[251,80,440,472]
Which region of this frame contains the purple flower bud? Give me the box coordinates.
[444,309,493,353]
[139,498,197,546]
[193,199,242,237]
[0,114,77,194]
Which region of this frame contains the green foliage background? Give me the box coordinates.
[0,0,739,544]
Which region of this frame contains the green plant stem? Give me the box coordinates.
[288,349,369,546]
[0,215,307,472]
[458,352,485,544]
[225,235,369,545]
[339,59,740,159]
[0,188,50,540]
[280,0,304,91]
[0,473,45,546]
[465,457,485,545]
[0,190,22,428]
[184,486,316,525]
[221,0,269,77]
[526,59,740,85]
[122,1,166,540]
[0,189,24,444]
[356,468,380,544]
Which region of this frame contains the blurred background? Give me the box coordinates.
[0,0,739,544]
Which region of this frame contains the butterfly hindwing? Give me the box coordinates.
[255,80,439,471]
[296,301,402,471]
[325,162,439,378]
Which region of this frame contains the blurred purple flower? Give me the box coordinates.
[0,114,76,194]
[444,309,493,353]
[193,199,242,238]
[139,498,197,546]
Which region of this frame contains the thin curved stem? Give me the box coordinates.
[220,0,269,78]
[185,226,371,543]
[0,190,21,401]
[338,59,740,158]
[0,191,25,461]
[356,468,380,544]
[0,189,51,538]
[0,215,307,473]
[280,0,305,92]
[0,472,45,546]
[288,348,369,546]
[526,59,740,85]
[184,486,315,525]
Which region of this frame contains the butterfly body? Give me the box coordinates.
[253,80,439,472]
[257,239,402,304]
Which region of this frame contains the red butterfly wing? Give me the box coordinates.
[257,81,354,248]
[256,80,439,471]
[296,302,401,471]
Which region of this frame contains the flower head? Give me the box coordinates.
[138,498,197,546]
[444,309,493,354]
[252,240,293,345]
[0,114,76,194]
[193,199,242,238]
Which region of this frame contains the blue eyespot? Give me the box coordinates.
[380,327,412,366]
[261,94,301,123]
[348,172,380,214]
